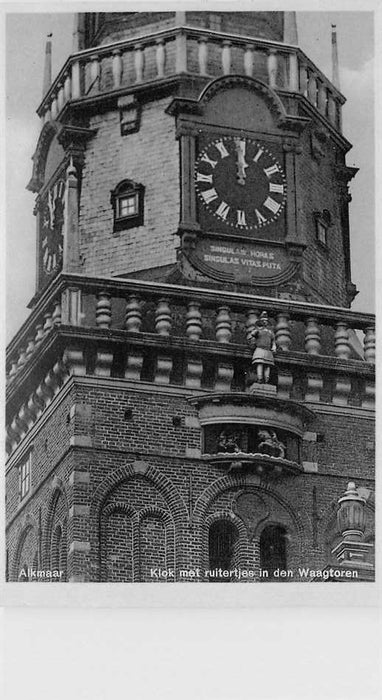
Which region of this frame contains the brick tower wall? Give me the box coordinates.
[6,380,374,582]
[79,96,179,278]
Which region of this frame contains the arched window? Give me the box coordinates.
[260,525,287,578]
[209,520,238,581]
[110,180,144,232]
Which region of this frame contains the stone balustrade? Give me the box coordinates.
[5,273,375,457]
[37,26,344,132]
[6,273,375,384]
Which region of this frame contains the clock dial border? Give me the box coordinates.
[194,134,287,236]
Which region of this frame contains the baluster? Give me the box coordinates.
[186,302,202,341]
[317,81,327,115]
[52,299,62,327]
[125,295,142,333]
[305,317,321,355]
[57,83,64,112]
[63,347,86,376]
[244,44,254,77]
[25,336,35,360]
[307,71,317,106]
[34,324,45,347]
[125,353,144,381]
[155,298,172,336]
[96,291,112,329]
[185,358,203,389]
[245,309,259,344]
[305,373,323,403]
[267,49,278,88]
[19,402,34,431]
[8,361,18,381]
[215,306,232,343]
[71,60,81,99]
[332,376,351,406]
[43,311,53,335]
[222,41,231,75]
[94,351,113,378]
[334,322,351,360]
[27,392,44,422]
[327,95,336,125]
[156,39,166,78]
[13,411,28,439]
[277,370,293,400]
[198,38,208,75]
[51,95,58,120]
[288,52,299,91]
[299,62,308,96]
[154,357,173,384]
[44,368,61,400]
[64,73,72,102]
[215,363,234,392]
[17,347,27,368]
[364,326,375,363]
[112,49,123,89]
[134,43,145,82]
[90,54,100,91]
[275,313,292,351]
[125,352,143,382]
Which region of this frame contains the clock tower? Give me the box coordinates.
[6,12,375,584]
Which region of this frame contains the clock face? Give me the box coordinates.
[195,136,287,233]
[41,178,65,274]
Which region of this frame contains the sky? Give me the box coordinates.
[4,8,375,342]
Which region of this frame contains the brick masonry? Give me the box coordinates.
[79,97,179,279]
[6,12,374,585]
[5,379,374,582]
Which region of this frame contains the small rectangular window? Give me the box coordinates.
[317,221,328,246]
[19,453,31,501]
[111,180,144,233]
[117,193,138,219]
[313,210,331,249]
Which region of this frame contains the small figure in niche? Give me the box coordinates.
[248,311,276,384]
[257,429,286,459]
[216,430,241,454]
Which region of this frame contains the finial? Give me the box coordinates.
[66,155,77,178]
[42,33,52,98]
[331,23,340,89]
[284,12,298,45]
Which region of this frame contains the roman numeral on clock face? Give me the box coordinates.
[216,201,230,221]
[237,210,247,226]
[269,182,285,195]
[201,188,218,204]
[215,140,229,158]
[196,172,213,183]
[200,153,218,168]
[255,209,267,225]
[264,196,281,214]
[253,148,264,162]
[264,164,280,178]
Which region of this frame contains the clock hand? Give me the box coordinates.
[234,139,248,186]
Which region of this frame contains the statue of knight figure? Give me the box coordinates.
[248,311,276,384]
